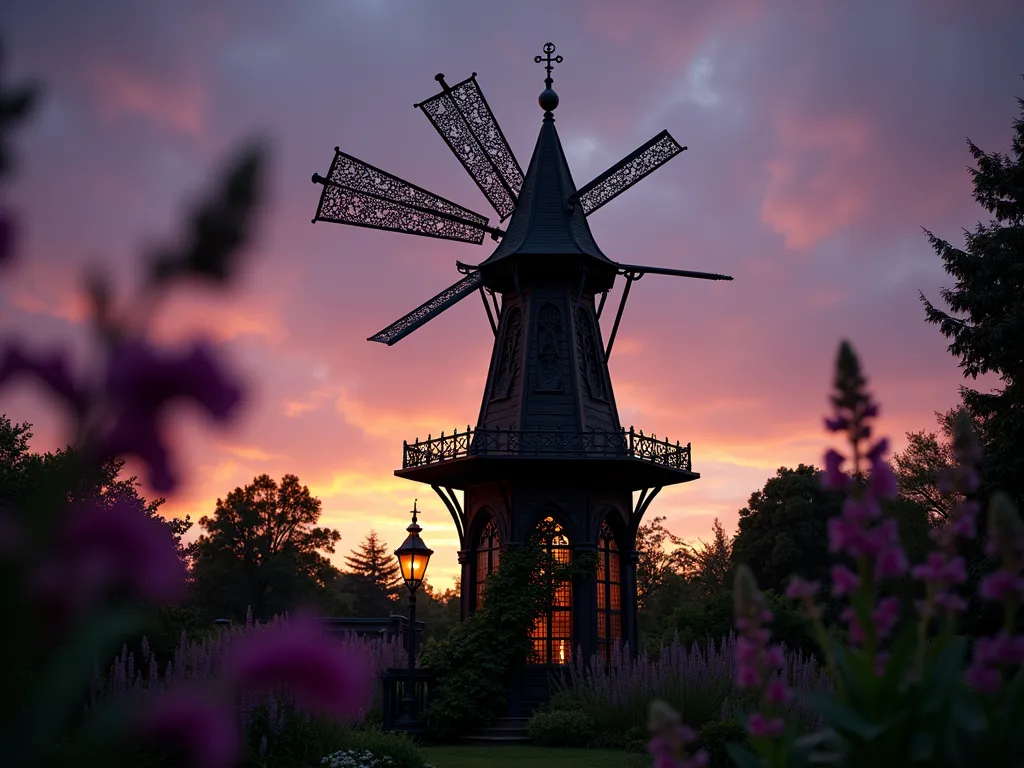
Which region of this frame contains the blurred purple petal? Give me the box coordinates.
[99,338,243,492]
[106,338,243,422]
[0,341,90,415]
[0,208,15,268]
[136,687,241,768]
[35,499,186,616]
[224,612,372,720]
[102,412,177,493]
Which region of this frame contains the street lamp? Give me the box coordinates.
[394,500,433,726]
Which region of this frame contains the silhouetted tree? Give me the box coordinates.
[891,408,985,522]
[677,518,733,598]
[732,465,846,594]
[635,515,684,608]
[920,93,1024,508]
[191,473,340,621]
[344,530,402,598]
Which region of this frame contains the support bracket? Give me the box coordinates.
[431,485,466,549]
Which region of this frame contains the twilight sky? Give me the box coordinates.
[2,0,1022,590]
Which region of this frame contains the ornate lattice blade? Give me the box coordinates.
[312,149,497,244]
[570,131,686,216]
[416,74,524,221]
[369,272,484,345]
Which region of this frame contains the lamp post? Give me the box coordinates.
[394,500,433,727]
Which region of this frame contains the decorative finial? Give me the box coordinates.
[535,42,562,115]
[412,499,418,525]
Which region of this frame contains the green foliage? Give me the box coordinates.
[662,590,820,661]
[920,93,1024,509]
[732,465,846,594]
[419,522,595,741]
[190,473,341,621]
[525,710,596,747]
[697,720,749,768]
[245,712,426,768]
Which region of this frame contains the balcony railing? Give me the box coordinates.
[402,426,692,472]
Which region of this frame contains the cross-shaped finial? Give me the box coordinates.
[411,499,418,525]
[534,42,563,88]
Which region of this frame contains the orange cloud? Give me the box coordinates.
[760,112,873,250]
[84,61,207,138]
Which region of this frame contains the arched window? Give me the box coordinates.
[530,516,572,665]
[474,519,501,610]
[597,520,622,662]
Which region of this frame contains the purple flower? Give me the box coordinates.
[747,712,784,738]
[824,416,849,432]
[33,499,186,619]
[822,449,849,489]
[875,544,909,580]
[830,565,860,597]
[99,338,244,492]
[874,597,901,640]
[135,687,241,768]
[784,576,820,601]
[223,612,372,720]
[0,341,90,417]
[980,570,1024,602]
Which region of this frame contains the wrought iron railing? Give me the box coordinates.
[402,426,692,472]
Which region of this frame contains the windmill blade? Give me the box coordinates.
[569,131,686,216]
[616,263,733,281]
[416,74,524,221]
[312,149,500,244]
[369,272,484,345]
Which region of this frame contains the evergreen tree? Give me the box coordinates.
[920,93,1024,507]
[344,530,402,598]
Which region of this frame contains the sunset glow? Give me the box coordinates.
[3,0,1021,591]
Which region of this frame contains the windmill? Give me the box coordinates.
[310,44,732,695]
[311,42,731,353]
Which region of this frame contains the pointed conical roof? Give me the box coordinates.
[479,111,614,267]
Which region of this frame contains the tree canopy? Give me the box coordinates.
[190,473,341,621]
[920,94,1024,507]
[731,464,846,594]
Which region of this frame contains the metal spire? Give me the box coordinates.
[535,42,563,117]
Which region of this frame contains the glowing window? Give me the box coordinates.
[596,519,622,662]
[474,519,501,610]
[529,516,572,665]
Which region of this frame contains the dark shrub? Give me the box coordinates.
[526,710,596,748]
[697,719,748,768]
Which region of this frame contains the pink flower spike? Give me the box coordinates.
[765,676,792,705]
[979,570,1019,602]
[784,576,820,601]
[831,565,860,597]
[866,437,889,461]
[747,712,784,739]
[874,597,901,640]
[824,416,849,432]
[822,449,849,490]
[136,687,241,768]
[870,462,898,500]
[875,545,909,580]
[224,612,372,720]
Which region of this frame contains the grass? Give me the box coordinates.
[421,745,648,767]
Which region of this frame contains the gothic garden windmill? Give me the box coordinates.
[311,44,731,680]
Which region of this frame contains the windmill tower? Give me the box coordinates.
[311,44,731,675]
